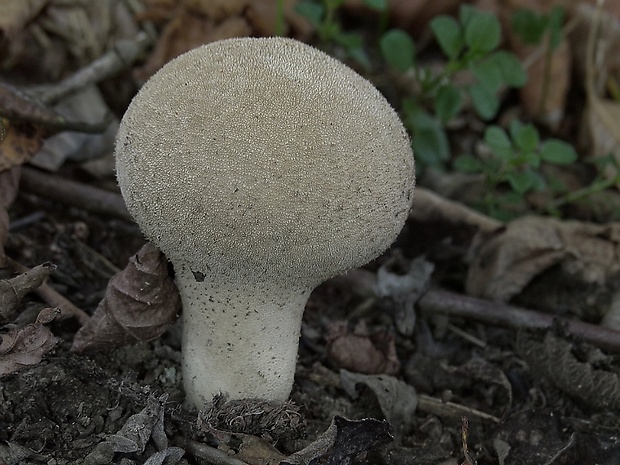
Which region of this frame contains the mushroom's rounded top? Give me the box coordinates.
[115,37,414,287]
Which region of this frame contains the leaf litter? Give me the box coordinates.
[4,0,620,464]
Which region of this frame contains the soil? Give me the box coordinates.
[2,189,620,465]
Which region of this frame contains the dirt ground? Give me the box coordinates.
[2,190,620,465]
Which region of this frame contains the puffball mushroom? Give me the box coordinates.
[115,37,415,408]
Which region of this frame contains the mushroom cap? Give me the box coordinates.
[116,37,414,287]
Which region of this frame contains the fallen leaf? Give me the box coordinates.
[282,416,393,465]
[0,0,48,36]
[71,242,181,352]
[0,119,48,171]
[340,370,418,441]
[326,320,400,375]
[466,216,620,321]
[135,10,251,82]
[102,394,185,464]
[517,330,620,411]
[0,307,60,377]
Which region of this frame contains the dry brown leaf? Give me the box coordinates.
[466,216,620,319]
[0,119,48,171]
[340,370,417,441]
[0,0,48,36]
[326,321,400,375]
[245,0,313,38]
[517,331,620,411]
[0,307,60,378]
[184,0,248,21]
[0,262,56,322]
[71,242,181,352]
[135,10,251,82]
[573,3,620,182]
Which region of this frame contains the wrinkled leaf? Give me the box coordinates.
[0,307,60,377]
[340,370,417,440]
[517,331,620,411]
[466,216,620,307]
[282,416,393,465]
[71,242,181,352]
[107,394,169,453]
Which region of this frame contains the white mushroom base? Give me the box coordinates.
[177,267,310,407]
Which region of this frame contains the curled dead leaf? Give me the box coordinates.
[466,216,620,321]
[517,331,620,411]
[0,307,60,377]
[326,321,400,375]
[71,242,181,352]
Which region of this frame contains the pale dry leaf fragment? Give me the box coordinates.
[245,0,313,38]
[577,3,620,183]
[71,242,181,352]
[0,262,56,322]
[106,394,170,454]
[466,216,566,301]
[184,0,248,21]
[0,307,60,377]
[466,216,620,317]
[517,331,620,411]
[134,10,251,82]
[282,416,393,465]
[0,0,48,36]
[326,321,400,375]
[340,369,417,441]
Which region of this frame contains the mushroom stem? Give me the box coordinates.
[177,267,310,406]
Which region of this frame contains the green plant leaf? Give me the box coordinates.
[453,154,483,173]
[363,0,388,11]
[435,84,462,123]
[468,83,499,120]
[294,1,324,27]
[511,122,539,152]
[380,29,415,72]
[548,6,565,50]
[405,108,450,167]
[430,16,463,59]
[470,59,503,93]
[459,4,476,27]
[540,139,578,165]
[505,169,537,194]
[484,126,513,159]
[511,9,547,45]
[486,51,526,87]
[464,10,501,53]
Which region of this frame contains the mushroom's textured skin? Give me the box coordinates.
[115,37,415,407]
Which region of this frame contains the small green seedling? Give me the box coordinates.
[296,0,389,68]
[454,120,578,219]
[380,5,526,167]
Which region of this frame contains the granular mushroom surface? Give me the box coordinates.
[115,37,415,407]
